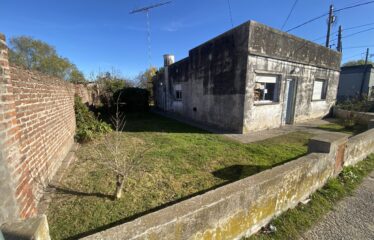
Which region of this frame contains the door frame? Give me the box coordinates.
[282,78,298,125]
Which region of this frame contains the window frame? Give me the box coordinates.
[312,79,328,101]
[254,74,281,105]
[175,90,182,101]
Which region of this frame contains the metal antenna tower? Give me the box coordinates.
[130,1,171,67]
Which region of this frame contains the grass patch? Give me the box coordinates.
[47,112,313,240]
[317,122,366,135]
[247,154,374,240]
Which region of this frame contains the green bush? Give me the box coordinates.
[113,87,150,112]
[74,96,112,142]
[337,96,374,112]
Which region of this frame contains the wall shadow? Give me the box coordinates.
[64,153,307,240]
[64,181,229,240]
[212,153,307,182]
[94,108,212,134]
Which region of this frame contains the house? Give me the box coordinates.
[337,64,374,101]
[153,21,342,134]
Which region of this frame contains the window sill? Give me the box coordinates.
[311,99,327,102]
[254,102,280,106]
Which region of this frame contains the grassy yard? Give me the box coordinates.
[247,154,374,240]
[47,113,316,239]
[317,122,367,135]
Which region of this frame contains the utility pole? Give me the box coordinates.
[365,48,369,65]
[325,4,334,48]
[360,48,370,97]
[337,25,342,52]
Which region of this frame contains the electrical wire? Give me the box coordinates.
[281,0,299,30]
[344,44,374,49]
[329,26,374,43]
[286,0,374,32]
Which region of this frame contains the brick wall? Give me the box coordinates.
[0,33,91,223]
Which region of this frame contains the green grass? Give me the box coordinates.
[247,154,374,240]
[317,122,366,135]
[47,112,314,240]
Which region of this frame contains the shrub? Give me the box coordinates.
[337,96,374,112]
[74,96,112,142]
[113,87,150,112]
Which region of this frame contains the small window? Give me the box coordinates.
[254,75,279,104]
[175,90,182,101]
[312,79,327,100]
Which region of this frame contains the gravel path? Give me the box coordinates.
[301,170,374,240]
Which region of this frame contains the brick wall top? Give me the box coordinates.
[0,33,6,50]
[10,64,75,87]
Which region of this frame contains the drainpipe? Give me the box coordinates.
[163,54,175,111]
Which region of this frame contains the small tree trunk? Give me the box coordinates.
[114,174,125,199]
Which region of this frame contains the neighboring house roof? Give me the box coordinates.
[341,64,374,71]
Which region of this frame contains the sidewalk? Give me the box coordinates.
[301,170,374,240]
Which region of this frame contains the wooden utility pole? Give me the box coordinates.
[325,4,334,48]
[337,25,342,52]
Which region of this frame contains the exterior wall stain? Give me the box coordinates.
[154,21,341,134]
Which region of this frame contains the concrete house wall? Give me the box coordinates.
[337,65,374,101]
[154,21,341,133]
[154,23,249,132]
[243,22,340,132]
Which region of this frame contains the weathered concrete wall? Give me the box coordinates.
[0,32,92,224]
[1,214,50,240]
[243,55,339,132]
[345,129,374,166]
[83,132,355,240]
[248,21,341,71]
[157,23,250,133]
[154,20,341,133]
[333,107,374,125]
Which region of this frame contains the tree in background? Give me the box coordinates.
[342,59,374,67]
[135,67,157,101]
[92,69,134,107]
[9,36,86,83]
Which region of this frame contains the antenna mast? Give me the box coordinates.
[130,1,171,67]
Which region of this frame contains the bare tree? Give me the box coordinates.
[94,93,150,199]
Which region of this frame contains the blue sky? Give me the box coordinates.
[1,0,374,78]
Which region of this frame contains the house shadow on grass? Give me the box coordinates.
[95,106,222,134]
[64,154,307,240]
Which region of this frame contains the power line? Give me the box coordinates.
[329,26,374,43]
[334,0,374,13]
[343,52,366,60]
[281,0,299,30]
[310,22,374,44]
[286,13,327,33]
[344,44,374,49]
[286,0,374,32]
